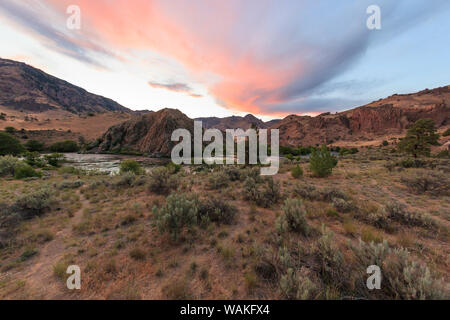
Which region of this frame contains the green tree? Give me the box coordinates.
[309,145,335,177]
[4,126,16,134]
[398,119,439,158]
[0,132,25,156]
[49,140,79,152]
[120,160,144,175]
[25,140,44,152]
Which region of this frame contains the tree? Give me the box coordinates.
[25,140,45,152]
[49,140,79,152]
[398,119,439,158]
[4,126,16,134]
[0,132,25,156]
[309,145,335,177]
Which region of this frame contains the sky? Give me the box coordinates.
[0,0,449,120]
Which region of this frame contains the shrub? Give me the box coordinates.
[320,187,349,202]
[166,162,181,174]
[148,167,177,195]
[114,172,136,188]
[291,165,303,179]
[310,145,335,177]
[24,152,45,167]
[4,127,16,134]
[129,248,146,260]
[44,153,65,167]
[0,132,25,156]
[197,198,236,225]
[56,180,85,190]
[13,187,54,219]
[382,140,389,146]
[397,158,426,168]
[14,164,42,179]
[0,155,21,176]
[435,150,450,159]
[280,268,319,300]
[398,118,439,157]
[207,171,229,189]
[332,198,352,213]
[223,166,241,181]
[120,160,144,175]
[293,183,321,200]
[383,201,437,229]
[244,176,280,207]
[25,140,44,152]
[351,240,448,299]
[442,128,450,137]
[153,193,198,242]
[401,170,448,196]
[49,140,79,153]
[280,198,309,235]
[313,227,345,286]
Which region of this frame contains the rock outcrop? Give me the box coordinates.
[97,108,194,156]
[272,86,450,146]
[196,114,280,130]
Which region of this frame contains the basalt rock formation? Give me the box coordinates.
[97,108,194,156]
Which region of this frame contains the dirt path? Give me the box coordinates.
[7,191,89,299]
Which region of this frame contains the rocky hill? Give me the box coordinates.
[0,58,130,114]
[196,114,280,130]
[97,108,194,156]
[272,85,450,146]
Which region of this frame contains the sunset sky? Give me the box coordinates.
[0,0,449,120]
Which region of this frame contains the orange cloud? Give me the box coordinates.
[44,0,305,115]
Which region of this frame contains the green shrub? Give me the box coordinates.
[310,145,335,177]
[166,162,181,174]
[120,160,144,175]
[401,170,449,196]
[0,132,25,156]
[293,183,321,200]
[383,201,437,229]
[0,155,21,176]
[332,198,352,213]
[197,198,237,225]
[44,153,65,167]
[280,198,309,235]
[148,167,177,194]
[153,193,198,242]
[24,152,44,168]
[4,127,16,134]
[49,140,79,153]
[244,176,280,207]
[56,180,85,190]
[291,165,303,179]
[351,240,448,299]
[14,164,42,179]
[13,187,54,219]
[279,268,319,300]
[223,166,241,181]
[25,140,44,152]
[114,172,136,187]
[207,171,229,189]
[442,128,450,137]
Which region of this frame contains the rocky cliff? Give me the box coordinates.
[272,85,450,146]
[97,108,194,156]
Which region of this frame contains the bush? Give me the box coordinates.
[113,172,136,188]
[351,240,448,299]
[291,165,303,179]
[24,152,45,168]
[14,164,42,179]
[197,198,237,225]
[13,187,54,219]
[279,268,318,300]
[401,170,449,196]
[435,150,450,159]
[0,132,25,156]
[443,128,450,137]
[383,201,437,229]
[293,183,321,201]
[4,127,16,134]
[25,140,44,152]
[223,166,242,181]
[56,180,85,190]
[310,145,335,177]
[49,140,79,153]
[120,160,144,175]
[148,167,177,195]
[44,153,65,167]
[244,176,280,207]
[332,198,352,213]
[129,248,146,260]
[153,193,198,242]
[207,171,229,189]
[313,227,346,287]
[166,162,181,174]
[279,198,309,235]
[0,155,21,176]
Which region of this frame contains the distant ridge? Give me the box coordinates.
[0,58,130,114]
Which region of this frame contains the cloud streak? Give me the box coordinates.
[148,81,202,98]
